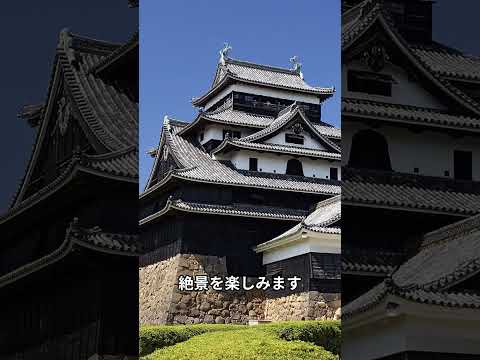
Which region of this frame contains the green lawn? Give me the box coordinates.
[140,321,340,360]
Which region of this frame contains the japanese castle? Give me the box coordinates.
[341,0,480,358]
[0,25,139,359]
[140,45,341,323]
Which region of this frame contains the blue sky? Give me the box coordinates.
[140,0,341,189]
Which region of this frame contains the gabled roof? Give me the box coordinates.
[179,98,341,140]
[179,98,274,136]
[255,195,341,253]
[140,197,308,225]
[192,57,334,107]
[11,30,138,207]
[0,218,140,289]
[342,0,480,117]
[143,116,341,196]
[344,213,480,318]
[239,104,341,152]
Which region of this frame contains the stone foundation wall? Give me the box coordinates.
[263,291,341,321]
[139,254,341,325]
[139,255,180,324]
[139,254,265,325]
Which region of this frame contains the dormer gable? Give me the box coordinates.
[240,105,340,153]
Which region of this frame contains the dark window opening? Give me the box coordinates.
[348,129,392,171]
[347,70,393,96]
[249,158,258,171]
[413,167,419,173]
[311,253,341,280]
[330,168,338,180]
[286,159,304,176]
[223,130,241,139]
[199,132,204,141]
[444,170,450,177]
[454,150,472,180]
[285,133,304,145]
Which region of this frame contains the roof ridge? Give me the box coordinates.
[421,213,480,249]
[66,31,123,50]
[225,57,298,75]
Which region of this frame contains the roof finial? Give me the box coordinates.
[219,42,232,65]
[289,56,303,79]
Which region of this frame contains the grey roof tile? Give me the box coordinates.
[146,117,341,196]
[342,250,404,275]
[214,140,341,160]
[343,98,480,131]
[219,58,334,94]
[343,179,480,216]
[240,104,341,152]
[87,147,138,178]
[181,99,340,139]
[344,213,480,318]
[413,46,480,81]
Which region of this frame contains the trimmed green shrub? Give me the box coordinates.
[142,328,338,360]
[139,324,244,356]
[262,320,341,355]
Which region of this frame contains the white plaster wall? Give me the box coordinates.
[204,83,321,110]
[262,233,341,265]
[218,150,341,179]
[343,121,480,180]
[342,60,447,110]
[264,130,327,150]
[200,124,256,144]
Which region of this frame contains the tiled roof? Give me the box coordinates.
[343,168,480,195]
[341,1,480,117]
[255,196,341,253]
[74,35,138,150]
[140,197,308,225]
[393,214,480,291]
[342,98,480,131]
[180,99,340,139]
[344,212,480,318]
[240,105,341,152]
[342,250,404,275]
[203,100,274,128]
[342,0,383,49]
[304,195,341,232]
[90,31,138,76]
[343,281,480,318]
[0,219,139,288]
[213,139,341,161]
[86,146,138,178]
[143,117,341,197]
[192,57,334,107]
[73,223,141,254]
[343,179,480,216]
[1,149,138,225]
[413,46,480,82]
[218,58,334,94]
[313,124,341,139]
[10,30,138,208]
